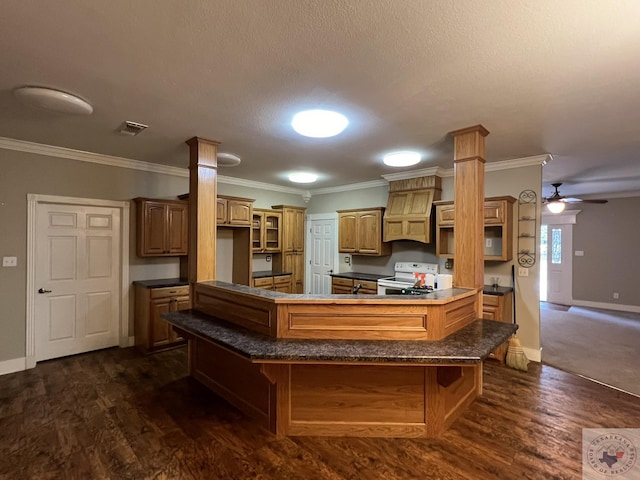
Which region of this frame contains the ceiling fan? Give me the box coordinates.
[543,182,608,213]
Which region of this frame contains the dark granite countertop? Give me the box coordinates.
[330,271,391,282]
[482,285,514,296]
[252,270,292,279]
[133,278,189,288]
[163,309,517,364]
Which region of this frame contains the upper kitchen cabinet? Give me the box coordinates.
[252,209,282,253]
[134,198,188,257]
[337,207,391,256]
[271,205,306,293]
[434,196,516,261]
[217,195,254,226]
[383,175,442,244]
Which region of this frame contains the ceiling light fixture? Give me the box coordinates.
[13,86,93,115]
[291,109,348,138]
[217,152,242,167]
[546,201,566,214]
[288,172,318,184]
[383,151,421,167]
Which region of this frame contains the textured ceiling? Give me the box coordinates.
[1,0,640,198]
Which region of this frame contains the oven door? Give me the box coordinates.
[377,278,414,295]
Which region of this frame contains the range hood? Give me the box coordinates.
[383,175,442,244]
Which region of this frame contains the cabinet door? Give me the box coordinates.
[264,212,282,252]
[356,211,382,254]
[150,298,172,347]
[166,203,189,255]
[284,252,305,293]
[252,212,264,252]
[216,198,227,225]
[227,200,252,225]
[170,296,190,342]
[142,201,168,255]
[338,213,357,252]
[273,274,292,293]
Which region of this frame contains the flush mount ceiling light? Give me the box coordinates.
[291,109,348,138]
[217,152,242,167]
[546,201,566,214]
[13,86,93,115]
[288,172,318,184]
[383,151,421,167]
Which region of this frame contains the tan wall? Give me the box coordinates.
[572,197,640,307]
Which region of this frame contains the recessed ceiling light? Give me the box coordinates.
[288,172,318,184]
[291,109,348,138]
[13,86,93,115]
[383,151,421,167]
[217,152,241,167]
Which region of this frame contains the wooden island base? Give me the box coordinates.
[189,336,480,438]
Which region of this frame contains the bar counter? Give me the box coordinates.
[163,281,517,438]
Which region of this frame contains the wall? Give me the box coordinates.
[0,148,188,362]
[572,197,640,308]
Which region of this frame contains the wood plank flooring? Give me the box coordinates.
[1,346,639,479]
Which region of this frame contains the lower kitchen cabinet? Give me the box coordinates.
[252,274,292,293]
[135,284,190,353]
[331,277,378,295]
[482,291,513,363]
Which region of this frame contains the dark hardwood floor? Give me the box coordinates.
[1,346,639,480]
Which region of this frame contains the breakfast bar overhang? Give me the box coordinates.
[163,281,516,437]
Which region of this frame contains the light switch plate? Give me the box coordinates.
[2,256,17,267]
[518,267,529,277]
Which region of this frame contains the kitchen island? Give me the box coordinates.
[163,281,516,438]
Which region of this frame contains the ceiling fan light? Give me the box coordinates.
[383,151,421,167]
[546,201,566,213]
[288,172,318,184]
[291,110,348,138]
[14,86,93,115]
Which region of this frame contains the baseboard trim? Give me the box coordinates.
[573,300,640,314]
[0,357,27,376]
[522,347,542,363]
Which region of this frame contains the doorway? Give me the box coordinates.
[26,195,130,368]
[540,211,578,306]
[306,213,338,295]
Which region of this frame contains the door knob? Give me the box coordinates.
[38,288,52,294]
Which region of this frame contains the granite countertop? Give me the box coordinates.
[163,309,517,364]
[252,270,292,279]
[133,278,189,288]
[197,280,475,304]
[482,285,514,296]
[330,272,391,282]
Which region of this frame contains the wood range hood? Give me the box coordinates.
[383,175,442,244]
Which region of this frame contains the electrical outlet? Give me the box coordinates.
[518,267,529,277]
[613,292,619,299]
[2,256,17,267]
[485,238,492,248]
[265,255,272,262]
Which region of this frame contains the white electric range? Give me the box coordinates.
[377,262,453,295]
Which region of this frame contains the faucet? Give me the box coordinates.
[353,283,362,294]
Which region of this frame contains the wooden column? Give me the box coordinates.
[450,125,487,294]
[185,137,219,286]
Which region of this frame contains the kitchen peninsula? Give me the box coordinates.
[169,126,513,438]
[163,281,516,437]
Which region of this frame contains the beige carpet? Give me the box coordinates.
[541,305,640,397]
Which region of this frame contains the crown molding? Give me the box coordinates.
[381,166,451,182]
[0,136,189,177]
[0,136,552,197]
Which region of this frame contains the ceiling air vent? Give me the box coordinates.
[119,120,148,136]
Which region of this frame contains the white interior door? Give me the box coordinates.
[542,223,573,305]
[307,214,338,294]
[35,203,121,361]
